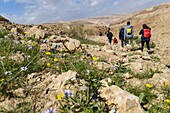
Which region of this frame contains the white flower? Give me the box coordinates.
[21,67,28,71]
[86,70,90,74]
[42,39,49,43]
[44,108,56,113]
[64,90,74,97]
[25,55,31,60]
[114,64,119,70]
[4,71,12,75]
[27,45,32,50]
[109,108,117,113]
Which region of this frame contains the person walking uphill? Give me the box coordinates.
[119,27,125,47]
[139,24,151,52]
[106,28,113,45]
[124,21,134,46]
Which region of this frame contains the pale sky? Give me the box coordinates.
[0,0,170,24]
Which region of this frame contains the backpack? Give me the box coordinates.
[113,37,118,44]
[120,28,124,38]
[144,29,151,38]
[126,27,132,35]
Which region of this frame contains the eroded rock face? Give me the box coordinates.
[99,85,146,113]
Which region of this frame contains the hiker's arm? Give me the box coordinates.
[139,29,143,35]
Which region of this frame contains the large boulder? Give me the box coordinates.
[99,85,145,113]
[65,38,81,51]
[26,26,46,39]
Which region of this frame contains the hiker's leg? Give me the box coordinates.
[141,41,145,51]
[130,37,133,46]
[146,40,150,50]
[121,39,124,47]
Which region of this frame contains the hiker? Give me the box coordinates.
[139,24,151,52]
[119,27,125,47]
[124,21,134,46]
[106,27,113,45]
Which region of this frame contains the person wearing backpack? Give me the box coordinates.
[119,27,125,47]
[124,21,134,46]
[139,24,151,52]
[106,27,113,45]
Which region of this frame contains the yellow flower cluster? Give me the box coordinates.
[56,94,64,101]
[47,63,51,67]
[45,52,51,55]
[145,84,152,88]
[54,58,59,62]
[32,41,37,46]
[166,99,170,103]
[1,78,5,83]
[93,56,99,61]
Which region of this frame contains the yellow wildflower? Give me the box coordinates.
[167,106,170,109]
[47,63,51,67]
[93,56,99,61]
[21,37,25,40]
[24,31,29,35]
[54,58,59,62]
[56,94,64,101]
[45,52,51,55]
[1,78,5,83]
[32,42,37,46]
[145,84,152,88]
[165,99,170,103]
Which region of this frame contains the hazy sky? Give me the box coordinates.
[0,0,170,24]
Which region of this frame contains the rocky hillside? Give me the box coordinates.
[0,3,170,113]
[0,15,10,24]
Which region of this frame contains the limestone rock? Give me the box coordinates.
[147,73,170,87]
[142,56,151,60]
[65,38,80,51]
[99,85,146,113]
[130,62,143,72]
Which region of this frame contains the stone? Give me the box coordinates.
[147,73,170,87]
[13,88,25,97]
[65,38,80,51]
[130,55,142,59]
[142,56,151,60]
[130,62,143,72]
[123,44,132,52]
[99,85,146,113]
[123,72,133,79]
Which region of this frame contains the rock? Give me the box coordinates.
[130,55,142,59]
[100,78,112,87]
[99,85,146,113]
[142,56,151,60]
[147,73,170,87]
[13,88,25,97]
[130,62,143,72]
[161,56,170,67]
[11,27,23,34]
[123,72,133,79]
[93,62,112,70]
[26,26,46,39]
[47,70,77,89]
[122,58,129,63]
[65,38,80,51]
[126,78,143,87]
[49,35,69,43]
[123,44,132,52]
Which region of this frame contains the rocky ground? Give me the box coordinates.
[0,3,170,113]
